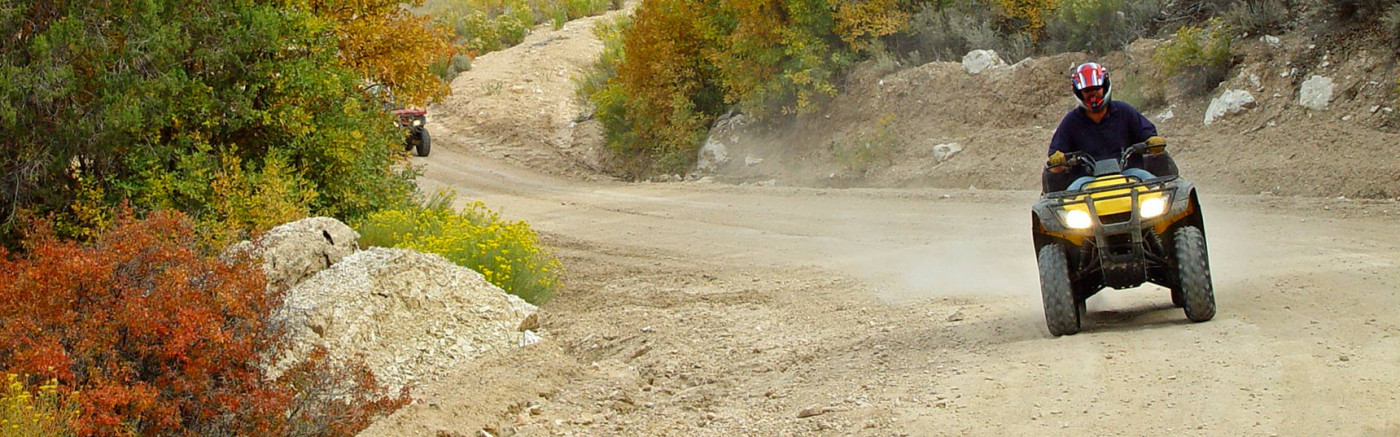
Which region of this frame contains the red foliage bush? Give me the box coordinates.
[0,211,407,436]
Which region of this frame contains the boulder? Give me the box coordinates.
[932,143,964,163]
[961,50,1006,75]
[226,217,359,291]
[696,112,749,172]
[1299,75,1334,111]
[1204,89,1256,125]
[271,248,538,392]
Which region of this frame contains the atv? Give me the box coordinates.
[365,84,431,157]
[1030,142,1214,336]
[394,107,431,157]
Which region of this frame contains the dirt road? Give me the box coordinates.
[358,139,1400,436]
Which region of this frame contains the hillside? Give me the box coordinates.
[430,6,1400,200]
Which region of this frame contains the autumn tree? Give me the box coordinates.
[583,0,908,177]
[308,0,455,106]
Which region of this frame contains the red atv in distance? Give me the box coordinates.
[394,107,430,157]
[365,84,430,157]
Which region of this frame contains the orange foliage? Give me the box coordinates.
[311,0,455,106]
[0,210,407,436]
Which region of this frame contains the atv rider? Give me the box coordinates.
[1043,62,1174,193]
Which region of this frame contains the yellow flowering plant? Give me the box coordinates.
[1,374,77,436]
[355,190,562,304]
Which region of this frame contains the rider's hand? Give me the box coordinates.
[1047,150,1067,166]
[1146,136,1166,147]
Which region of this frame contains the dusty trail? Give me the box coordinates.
[363,139,1400,436]
[358,6,1400,435]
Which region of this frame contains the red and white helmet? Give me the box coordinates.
[1070,62,1111,111]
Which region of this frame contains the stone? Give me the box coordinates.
[1204,90,1256,125]
[1157,108,1175,123]
[696,112,750,172]
[931,143,963,163]
[1261,35,1281,47]
[797,405,830,418]
[224,217,360,291]
[961,50,1006,75]
[269,248,539,393]
[1299,75,1334,111]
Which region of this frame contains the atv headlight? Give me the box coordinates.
[1139,197,1167,219]
[412,119,423,127]
[1064,209,1093,229]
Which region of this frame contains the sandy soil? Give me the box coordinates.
[362,7,1400,436]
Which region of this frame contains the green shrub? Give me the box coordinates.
[897,3,1034,65]
[1042,0,1162,54]
[355,191,563,304]
[1112,70,1166,110]
[1325,0,1394,22]
[1219,0,1289,35]
[1383,3,1400,46]
[575,14,630,103]
[834,113,901,174]
[1154,20,1234,96]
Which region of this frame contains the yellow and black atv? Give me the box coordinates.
[1031,142,1214,336]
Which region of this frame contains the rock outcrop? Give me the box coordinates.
[227,217,360,291]
[272,248,538,393]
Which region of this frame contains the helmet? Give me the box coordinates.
[1070,62,1111,111]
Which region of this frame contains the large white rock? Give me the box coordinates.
[931,143,964,163]
[225,217,359,291]
[1204,89,1256,125]
[961,50,1006,75]
[696,112,749,172]
[271,248,538,393]
[1299,75,1334,111]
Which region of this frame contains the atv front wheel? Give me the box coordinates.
[415,128,431,157]
[1038,244,1081,336]
[1174,226,1215,322]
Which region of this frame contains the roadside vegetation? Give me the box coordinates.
[577,0,1400,179]
[0,211,409,435]
[355,190,564,305]
[0,0,562,434]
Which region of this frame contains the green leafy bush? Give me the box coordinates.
[355,192,563,304]
[1042,0,1162,54]
[0,0,419,250]
[1154,20,1234,95]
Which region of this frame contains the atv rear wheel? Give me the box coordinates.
[415,128,431,157]
[1174,226,1215,322]
[1038,244,1081,336]
[1170,287,1185,308]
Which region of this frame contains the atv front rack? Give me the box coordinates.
[1047,174,1180,289]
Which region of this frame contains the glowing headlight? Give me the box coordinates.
[1140,197,1167,218]
[1064,209,1093,229]
[412,119,423,127]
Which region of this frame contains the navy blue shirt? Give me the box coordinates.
[1048,100,1157,161]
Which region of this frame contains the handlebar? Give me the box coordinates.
[1048,141,1167,170]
